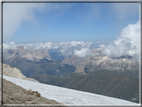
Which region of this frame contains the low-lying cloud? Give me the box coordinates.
[102,21,140,60]
[3,42,18,50]
[3,41,96,57]
[73,48,95,57]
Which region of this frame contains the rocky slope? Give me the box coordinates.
[3,79,62,105]
[1,63,39,82]
[3,45,51,62]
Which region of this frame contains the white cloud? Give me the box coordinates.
[73,48,95,57]
[60,47,73,57]
[3,3,46,40]
[100,44,105,48]
[3,3,75,41]
[3,41,96,57]
[102,21,140,60]
[23,42,59,51]
[58,41,93,57]
[3,42,17,50]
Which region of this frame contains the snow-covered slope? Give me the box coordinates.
[3,75,140,106]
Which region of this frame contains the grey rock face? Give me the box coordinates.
[3,45,51,62]
[1,63,39,82]
[62,49,139,74]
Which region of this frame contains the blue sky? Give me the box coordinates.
[3,3,139,44]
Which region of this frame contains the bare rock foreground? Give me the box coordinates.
[3,79,64,106]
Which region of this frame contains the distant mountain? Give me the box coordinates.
[3,46,139,78]
[3,45,51,62]
[3,46,76,77]
[62,48,139,78]
[31,70,139,103]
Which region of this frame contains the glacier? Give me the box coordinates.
[3,75,140,106]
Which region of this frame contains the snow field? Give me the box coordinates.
[3,75,140,106]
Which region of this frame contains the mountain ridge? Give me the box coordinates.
[3,46,139,76]
[62,48,139,76]
[3,45,51,62]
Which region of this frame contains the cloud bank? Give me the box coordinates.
[3,42,18,50]
[102,21,140,60]
[3,41,97,57]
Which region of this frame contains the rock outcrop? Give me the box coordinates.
[3,79,62,105]
[1,63,39,82]
[28,89,41,97]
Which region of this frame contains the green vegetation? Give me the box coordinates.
[31,70,139,103]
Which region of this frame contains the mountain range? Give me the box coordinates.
[62,48,139,77]
[3,45,139,76]
[3,45,51,61]
[2,45,140,103]
[3,46,75,77]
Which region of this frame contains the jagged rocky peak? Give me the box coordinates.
[62,51,139,74]
[3,47,51,61]
[71,54,77,59]
[17,45,25,50]
[33,49,51,60]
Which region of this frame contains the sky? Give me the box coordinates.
[2,2,140,60]
[3,3,139,43]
